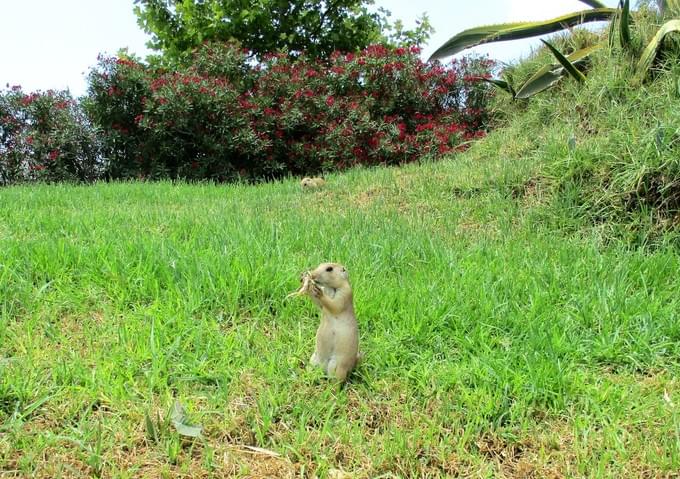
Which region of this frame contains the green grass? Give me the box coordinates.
[3,10,680,476]
[1,155,679,477]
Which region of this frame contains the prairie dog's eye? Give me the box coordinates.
[326,266,333,272]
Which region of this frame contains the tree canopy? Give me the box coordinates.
[133,0,414,60]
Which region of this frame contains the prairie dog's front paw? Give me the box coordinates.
[310,284,323,298]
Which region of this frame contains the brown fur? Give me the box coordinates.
[306,262,360,381]
[300,177,326,189]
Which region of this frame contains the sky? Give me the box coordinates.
[0,0,617,97]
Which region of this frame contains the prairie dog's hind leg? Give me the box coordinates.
[327,358,351,382]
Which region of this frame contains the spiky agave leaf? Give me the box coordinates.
[541,40,587,82]
[170,401,202,438]
[516,69,564,99]
[482,78,514,96]
[634,19,680,83]
[515,44,602,99]
[144,411,158,443]
[579,0,608,7]
[608,5,619,49]
[428,8,617,60]
[482,77,516,97]
[620,0,632,50]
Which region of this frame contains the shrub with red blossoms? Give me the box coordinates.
[0,87,101,184]
[82,42,496,181]
[250,45,495,171]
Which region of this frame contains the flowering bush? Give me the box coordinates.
[1,43,493,185]
[0,87,101,185]
[86,42,495,181]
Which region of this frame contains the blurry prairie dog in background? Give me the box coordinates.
[301,177,326,189]
[304,262,360,382]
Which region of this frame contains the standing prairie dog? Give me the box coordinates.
[301,177,326,189]
[305,262,360,382]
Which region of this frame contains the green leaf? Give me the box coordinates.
[170,401,203,438]
[620,0,632,50]
[608,5,619,49]
[516,68,564,99]
[428,8,617,60]
[541,40,587,83]
[515,44,601,99]
[568,136,577,151]
[482,78,516,97]
[634,19,680,83]
[144,411,158,443]
[579,0,608,7]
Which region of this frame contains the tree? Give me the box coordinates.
[133,0,404,60]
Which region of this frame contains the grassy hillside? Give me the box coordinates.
[2,10,680,478]
[477,16,680,248]
[1,154,679,477]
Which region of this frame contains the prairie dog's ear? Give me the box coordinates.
[340,266,349,280]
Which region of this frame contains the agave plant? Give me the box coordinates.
[620,0,633,49]
[428,1,617,99]
[635,19,680,82]
[620,0,680,82]
[428,2,616,61]
[434,0,680,98]
[484,42,600,99]
[515,43,602,98]
[481,77,516,97]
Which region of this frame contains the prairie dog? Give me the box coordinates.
[301,177,326,189]
[306,262,359,382]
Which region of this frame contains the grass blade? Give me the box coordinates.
[608,5,619,49]
[144,411,158,443]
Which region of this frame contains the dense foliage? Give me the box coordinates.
[84,42,493,181]
[133,0,432,61]
[0,42,493,185]
[0,87,101,185]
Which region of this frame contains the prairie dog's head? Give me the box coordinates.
[301,177,325,188]
[310,262,349,289]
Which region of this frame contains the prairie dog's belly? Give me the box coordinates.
[315,316,358,370]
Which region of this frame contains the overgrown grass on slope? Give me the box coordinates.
[1,155,679,477]
[485,14,680,247]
